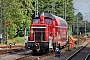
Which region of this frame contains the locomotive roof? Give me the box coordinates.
[40,13,67,27]
[40,13,64,20]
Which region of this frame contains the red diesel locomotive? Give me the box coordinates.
[25,12,68,53]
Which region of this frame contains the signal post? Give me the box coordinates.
[4,22,10,50]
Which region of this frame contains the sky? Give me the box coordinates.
[73,0,90,21]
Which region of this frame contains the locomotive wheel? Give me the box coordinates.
[45,48,49,53]
[32,50,37,55]
[39,50,43,54]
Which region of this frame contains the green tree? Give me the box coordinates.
[20,0,34,19]
[1,0,34,38]
[32,0,74,25]
[66,0,74,25]
[18,0,34,37]
[6,0,24,38]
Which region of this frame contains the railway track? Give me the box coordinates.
[1,40,89,60]
[15,51,54,60]
[0,45,54,60]
[0,45,24,54]
[0,49,32,60]
[85,52,90,60]
[66,41,90,60]
[0,47,24,55]
[15,46,67,60]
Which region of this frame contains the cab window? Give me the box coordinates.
[33,18,40,24]
[45,18,52,24]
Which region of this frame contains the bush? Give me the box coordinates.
[8,37,24,44]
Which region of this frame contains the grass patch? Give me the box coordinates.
[8,37,24,45]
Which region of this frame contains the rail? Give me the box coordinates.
[66,41,90,60]
[85,52,90,60]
